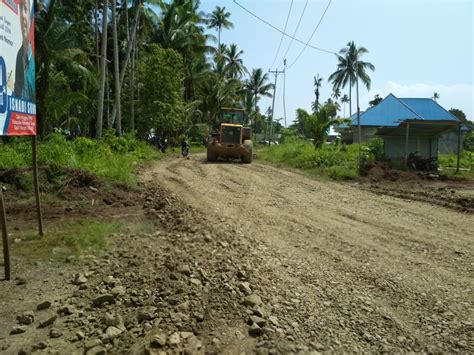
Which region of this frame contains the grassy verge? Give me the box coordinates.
[9,217,158,261]
[258,138,361,181]
[438,151,474,177]
[10,219,120,260]
[0,131,159,184]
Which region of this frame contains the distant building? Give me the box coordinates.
[349,93,462,163]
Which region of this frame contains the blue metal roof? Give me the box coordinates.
[398,98,459,121]
[352,93,460,127]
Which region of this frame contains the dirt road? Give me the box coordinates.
[149,154,473,352]
[1,155,472,354]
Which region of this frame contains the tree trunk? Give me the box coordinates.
[349,77,352,117]
[126,1,136,132]
[356,76,361,168]
[94,0,100,71]
[109,1,141,127]
[96,0,109,139]
[111,0,122,135]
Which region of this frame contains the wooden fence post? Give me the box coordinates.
[0,186,10,280]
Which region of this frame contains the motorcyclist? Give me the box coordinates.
[181,138,190,159]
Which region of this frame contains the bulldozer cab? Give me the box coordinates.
[219,108,246,125]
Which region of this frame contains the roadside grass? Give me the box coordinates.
[10,219,120,260]
[8,217,159,261]
[438,151,474,177]
[258,138,360,181]
[0,131,159,184]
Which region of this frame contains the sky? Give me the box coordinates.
[158,0,473,124]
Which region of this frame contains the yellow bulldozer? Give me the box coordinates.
[207,108,253,163]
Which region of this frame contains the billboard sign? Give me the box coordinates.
[0,0,36,136]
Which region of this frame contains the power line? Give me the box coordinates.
[269,0,294,70]
[282,0,309,65]
[287,0,333,69]
[232,0,335,55]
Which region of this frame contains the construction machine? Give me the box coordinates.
[207,108,253,163]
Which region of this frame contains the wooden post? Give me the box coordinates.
[0,186,10,280]
[456,124,461,173]
[404,123,410,167]
[32,136,44,236]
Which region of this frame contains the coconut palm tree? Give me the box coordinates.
[328,50,355,117]
[207,6,233,48]
[312,74,323,112]
[432,92,440,101]
[245,68,273,115]
[245,69,274,134]
[224,44,248,79]
[341,94,349,117]
[332,88,341,101]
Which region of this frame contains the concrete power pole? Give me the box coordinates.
[269,68,284,146]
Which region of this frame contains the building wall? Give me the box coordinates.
[438,130,463,154]
[383,137,438,160]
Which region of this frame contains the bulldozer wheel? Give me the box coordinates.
[207,145,218,162]
[241,140,253,164]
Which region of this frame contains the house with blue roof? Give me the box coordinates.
[350,93,463,164]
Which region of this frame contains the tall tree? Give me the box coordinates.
[245,68,273,117]
[312,74,323,112]
[369,94,382,107]
[340,94,349,117]
[432,92,440,101]
[224,44,247,79]
[245,69,273,135]
[207,5,233,48]
[111,0,122,134]
[96,0,109,139]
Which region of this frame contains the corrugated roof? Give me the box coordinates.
[352,93,460,127]
[398,98,459,121]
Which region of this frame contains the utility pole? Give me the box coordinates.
[269,68,284,146]
[283,59,287,128]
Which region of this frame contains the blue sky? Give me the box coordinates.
[157,0,473,123]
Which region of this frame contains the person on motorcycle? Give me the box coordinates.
[181,138,190,159]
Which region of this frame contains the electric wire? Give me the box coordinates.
[287,0,333,69]
[281,0,309,66]
[269,0,294,70]
[232,0,335,55]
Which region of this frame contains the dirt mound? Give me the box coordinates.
[0,167,140,227]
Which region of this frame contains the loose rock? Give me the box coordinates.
[10,326,28,335]
[244,294,262,307]
[17,311,35,325]
[36,301,52,311]
[49,328,62,338]
[92,294,115,307]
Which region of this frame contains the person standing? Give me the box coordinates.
[13,0,35,101]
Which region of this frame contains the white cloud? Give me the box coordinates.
[361,81,473,120]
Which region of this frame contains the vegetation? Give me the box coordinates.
[439,151,474,175]
[12,218,120,260]
[258,138,361,180]
[328,41,375,120]
[0,133,157,183]
[31,0,279,142]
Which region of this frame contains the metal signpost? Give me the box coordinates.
[1,0,42,280]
